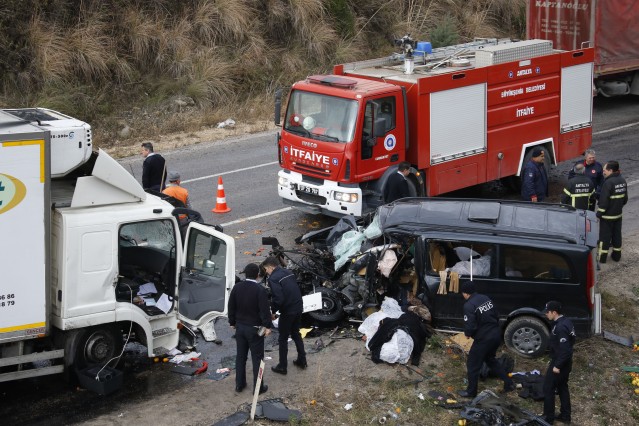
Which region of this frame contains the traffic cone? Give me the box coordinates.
[212,176,232,213]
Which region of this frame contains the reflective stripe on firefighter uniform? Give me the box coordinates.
[597,172,628,263]
[561,175,594,210]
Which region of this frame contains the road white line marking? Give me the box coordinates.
[628,179,639,187]
[221,207,293,227]
[593,122,639,135]
[182,161,279,184]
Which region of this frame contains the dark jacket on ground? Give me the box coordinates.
[568,160,604,196]
[597,172,628,220]
[463,293,500,342]
[384,171,410,203]
[521,160,548,201]
[142,153,167,191]
[268,266,303,315]
[548,315,575,370]
[228,279,273,328]
[561,174,595,210]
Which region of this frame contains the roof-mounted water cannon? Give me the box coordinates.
[394,34,416,74]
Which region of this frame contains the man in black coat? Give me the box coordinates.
[262,256,307,375]
[383,161,411,203]
[521,147,548,202]
[228,263,272,394]
[542,301,575,424]
[141,142,166,191]
[457,281,515,398]
[561,163,595,210]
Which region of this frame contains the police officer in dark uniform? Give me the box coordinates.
[542,301,575,424]
[227,263,272,394]
[457,281,515,398]
[262,256,307,374]
[597,161,628,263]
[561,163,595,211]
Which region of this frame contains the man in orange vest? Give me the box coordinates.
[163,171,191,209]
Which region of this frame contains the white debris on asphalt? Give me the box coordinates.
[169,352,201,364]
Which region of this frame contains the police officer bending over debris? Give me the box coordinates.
[542,300,575,424]
[262,257,307,375]
[457,281,515,398]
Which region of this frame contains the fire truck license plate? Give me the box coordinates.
[296,184,318,195]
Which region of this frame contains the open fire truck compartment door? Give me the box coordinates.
[429,83,486,165]
[560,63,593,132]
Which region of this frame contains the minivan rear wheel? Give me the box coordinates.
[504,316,549,358]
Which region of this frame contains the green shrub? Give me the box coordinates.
[429,15,459,48]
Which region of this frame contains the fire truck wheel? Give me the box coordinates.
[504,316,549,359]
[406,176,420,197]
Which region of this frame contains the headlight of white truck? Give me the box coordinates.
[278,176,289,187]
[333,192,358,203]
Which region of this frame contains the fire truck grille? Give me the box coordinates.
[294,163,330,177]
[296,191,326,205]
[301,175,324,185]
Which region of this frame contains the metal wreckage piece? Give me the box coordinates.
[261,213,427,324]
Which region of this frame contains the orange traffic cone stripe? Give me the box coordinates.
[212,176,231,213]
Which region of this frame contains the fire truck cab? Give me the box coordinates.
[277,38,594,217]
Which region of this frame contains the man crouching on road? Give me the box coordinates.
[457,281,515,398]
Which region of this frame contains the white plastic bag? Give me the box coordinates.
[379,329,414,364]
[359,297,404,350]
[380,296,403,318]
[359,311,388,348]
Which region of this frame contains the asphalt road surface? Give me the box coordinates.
[1,96,638,425]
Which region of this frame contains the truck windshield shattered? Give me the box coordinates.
[284,91,358,143]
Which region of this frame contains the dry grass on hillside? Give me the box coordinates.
[0,0,527,149]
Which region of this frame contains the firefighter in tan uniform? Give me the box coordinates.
[596,161,628,263]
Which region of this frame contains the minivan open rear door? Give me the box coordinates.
[178,222,236,331]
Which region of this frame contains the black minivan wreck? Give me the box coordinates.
[374,198,601,358]
[275,198,602,359]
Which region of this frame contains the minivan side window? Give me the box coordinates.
[503,246,573,281]
[426,240,494,277]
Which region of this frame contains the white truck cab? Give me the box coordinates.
[0,109,234,382]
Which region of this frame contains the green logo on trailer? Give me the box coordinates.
[0,174,27,214]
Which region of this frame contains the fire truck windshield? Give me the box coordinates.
[284,91,358,143]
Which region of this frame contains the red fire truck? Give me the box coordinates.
[276,37,594,217]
